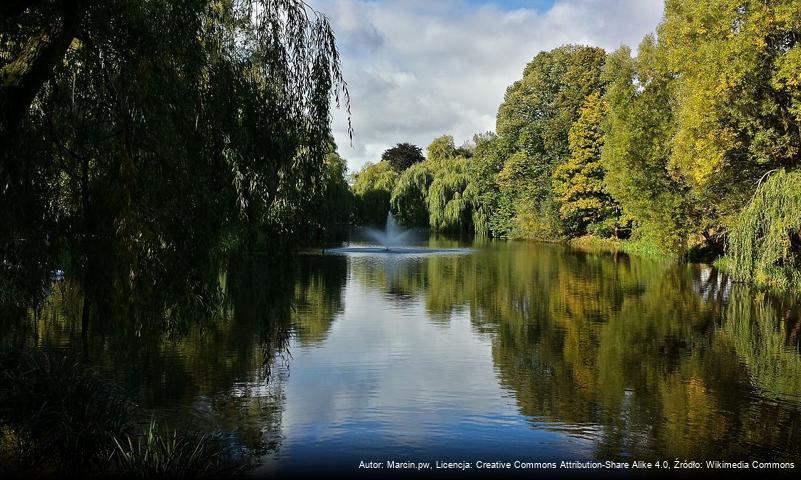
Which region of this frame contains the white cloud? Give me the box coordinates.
[312,0,664,171]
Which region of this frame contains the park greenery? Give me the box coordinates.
[1,0,800,474]
[352,0,801,290]
[1,0,351,329]
[1,0,347,475]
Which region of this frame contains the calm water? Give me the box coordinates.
[9,239,801,475]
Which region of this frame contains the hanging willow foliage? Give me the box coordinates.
[426,158,473,232]
[727,169,801,289]
[390,162,433,227]
[0,0,352,328]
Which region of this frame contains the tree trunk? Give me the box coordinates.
[0,1,86,143]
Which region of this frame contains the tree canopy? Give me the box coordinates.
[494,45,607,239]
[352,161,398,225]
[381,142,425,172]
[0,0,351,328]
[553,92,620,237]
[351,0,801,287]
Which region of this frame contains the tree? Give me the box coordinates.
[388,134,478,232]
[601,42,692,254]
[0,0,350,333]
[381,143,424,172]
[466,132,514,237]
[553,92,619,237]
[303,149,353,243]
[391,162,433,227]
[727,169,801,290]
[0,0,89,145]
[426,156,474,232]
[352,161,398,225]
[427,135,457,161]
[656,0,801,245]
[494,45,607,239]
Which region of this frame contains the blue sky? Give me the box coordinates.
[310,0,664,171]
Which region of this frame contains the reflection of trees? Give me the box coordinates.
[1,252,340,458]
[349,256,427,307]
[485,248,801,460]
[292,255,348,346]
[721,287,801,402]
[347,241,801,460]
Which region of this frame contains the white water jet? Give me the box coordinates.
[322,211,471,256]
[362,212,415,250]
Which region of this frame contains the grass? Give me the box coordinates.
[113,420,243,478]
[568,235,674,261]
[0,350,136,472]
[567,235,622,252]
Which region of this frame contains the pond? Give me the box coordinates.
[7,238,801,475]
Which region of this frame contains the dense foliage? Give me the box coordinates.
[381,142,425,172]
[0,350,240,476]
[352,160,398,225]
[553,92,620,237]
[352,0,801,286]
[727,169,801,289]
[388,135,477,233]
[0,0,351,327]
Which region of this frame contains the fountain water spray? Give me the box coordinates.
[323,211,470,256]
[363,212,415,250]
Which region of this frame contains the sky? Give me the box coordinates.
[309,0,665,171]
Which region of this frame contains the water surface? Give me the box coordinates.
[11,239,801,475]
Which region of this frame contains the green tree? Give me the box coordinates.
[352,161,398,225]
[495,45,607,239]
[727,169,801,290]
[0,1,350,332]
[553,92,619,237]
[658,0,801,239]
[388,134,478,232]
[305,150,353,242]
[426,135,457,161]
[466,133,514,237]
[381,143,425,172]
[391,162,433,227]
[601,42,692,254]
[426,155,474,233]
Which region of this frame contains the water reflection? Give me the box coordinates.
[337,242,801,462]
[3,240,801,469]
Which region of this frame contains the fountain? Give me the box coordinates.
[363,212,415,250]
[323,212,471,256]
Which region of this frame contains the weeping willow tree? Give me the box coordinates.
[727,170,801,289]
[426,157,474,232]
[352,161,398,225]
[390,162,432,227]
[386,135,478,233]
[0,0,350,333]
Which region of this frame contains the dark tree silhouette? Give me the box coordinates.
[382,143,424,172]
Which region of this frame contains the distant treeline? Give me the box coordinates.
[349,0,801,290]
